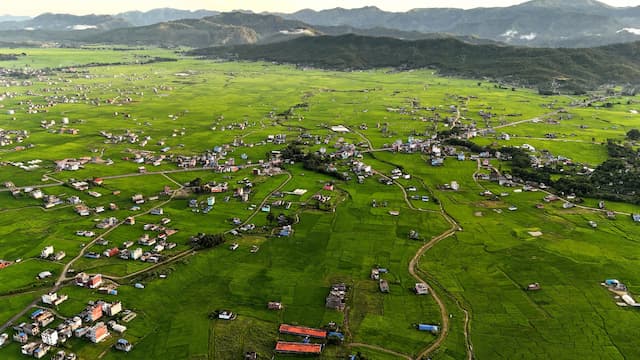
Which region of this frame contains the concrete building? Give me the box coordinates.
[88,274,103,289]
[131,248,143,260]
[41,292,68,306]
[87,322,109,343]
[41,328,59,346]
[85,304,103,322]
[104,301,122,316]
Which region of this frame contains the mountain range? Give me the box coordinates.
[0,11,499,48]
[280,0,640,47]
[0,1,639,47]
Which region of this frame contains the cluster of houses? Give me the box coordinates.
[10,287,133,359]
[371,267,390,293]
[3,158,41,174]
[0,128,29,147]
[99,129,144,146]
[95,217,118,229]
[54,158,91,172]
[124,149,170,168]
[84,218,178,263]
[111,222,178,263]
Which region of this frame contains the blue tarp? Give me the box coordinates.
[418,324,439,332]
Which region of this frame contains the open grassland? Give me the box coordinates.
[0,48,639,359]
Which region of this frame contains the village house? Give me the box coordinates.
[103,301,122,316]
[96,217,118,229]
[115,338,133,352]
[40,246,54,259]
[87,274,103,289]
[41,329,59,346]
[415,283,429,295]
[103,248,120,258]
[325,283,347,311]
[70,181,89,191]
[379,279,390,293]
[130,248,143,260]
[21,342,50,359]
[109,321,127,334]
[42,292,68,306]
[87,322,109,343]
[74,205,91,216]
[31,309,55,327]
[14,322,40,336]
[84,303,103,322]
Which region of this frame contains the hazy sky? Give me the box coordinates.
[3,0,640,16]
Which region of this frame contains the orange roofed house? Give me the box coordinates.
[275,341,323,355]
[278,324,327,339]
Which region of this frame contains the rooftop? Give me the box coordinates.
[275,341,323,354]
[279,324,327,339]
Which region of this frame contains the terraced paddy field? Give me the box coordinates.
[0,47,639,359]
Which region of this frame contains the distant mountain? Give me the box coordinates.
[84,12,320,47]
[190,34,640,90]
[86,18,258,48]
[116,8,218,26]
[0,13,131,31]
[3,2,639,48]
[0,15,30,22]
[280,0,640,47]
[0,8,219,32]
[315,25,502,45]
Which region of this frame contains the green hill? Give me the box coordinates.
[190,34,640,90]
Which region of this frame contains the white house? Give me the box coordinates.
[40,246,54,259]
[41,329,58,346]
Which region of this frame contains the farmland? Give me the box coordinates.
[0,47,640,360]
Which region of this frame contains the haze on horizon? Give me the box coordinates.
[3,0,640,16]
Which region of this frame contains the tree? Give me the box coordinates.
[192,233,226,249]
[266,212,275,224]
[627,129,640,141]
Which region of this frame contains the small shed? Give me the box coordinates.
[415,283,429,295]
[417,324,439,333]
[526,283,541,291]
[379,279,390,293]
[268,302,283,310]
[38,271,53,279]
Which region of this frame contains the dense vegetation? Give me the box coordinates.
[191,34,640,89]
[553,141,640,203]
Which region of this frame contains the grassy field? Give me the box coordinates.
[0,47,639,359]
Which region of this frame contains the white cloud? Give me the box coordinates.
[519,32,537,40]
[68,24,98,30]
[617,28,640,35]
